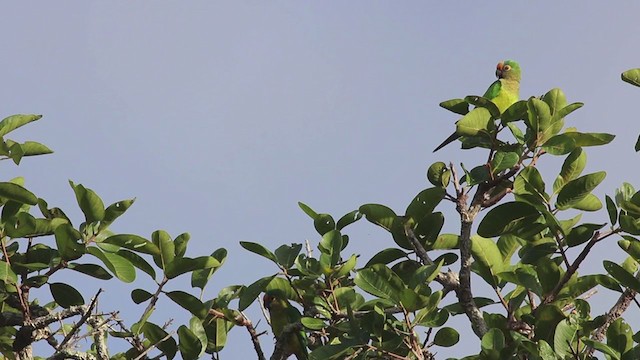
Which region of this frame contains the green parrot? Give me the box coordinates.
[263,293,308,360]
[433,59,521,152]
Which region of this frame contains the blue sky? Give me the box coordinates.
[2,2,640,358]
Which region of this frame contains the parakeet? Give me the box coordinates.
[433,59,521,152]
[263,294,308,360]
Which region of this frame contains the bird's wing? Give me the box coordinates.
[483,79,503,100]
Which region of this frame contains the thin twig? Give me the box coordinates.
[542,229,617,307]
[57,288,103,351]
[132,331,176,360]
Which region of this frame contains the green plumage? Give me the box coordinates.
[433,60,521,152]
[264,294,308,360]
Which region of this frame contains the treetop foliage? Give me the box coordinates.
[0,67,639,359]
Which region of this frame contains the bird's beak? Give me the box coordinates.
[496,61,504,78]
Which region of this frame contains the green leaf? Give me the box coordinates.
[507,122,525,143]
[191,248,227,290]
[556,171,606,210]
[0,260,17,284]
[301,317,326,330]
[538,340,559,360]
[405,187,446,222]
[264,277,298,301]
[0,114,42,137]
[102,234,160,256]
[620,214,640,235]
[359,204,412,249]
[471,236,504,273]
[456,107,493,137]
[178,325,202,360]
[365,248,407,267]
[69,181,105,222]
[554,102,583,120]
[359,204,396,231]
[117,249,156,280]
[0,182,38,205]
[604,260,640,293]
[414,212,445,247]
[554,319,580,357]
[542,88,568,113]
[399,288,432,312]
[54,223,85,261]
[491,152,519,174]
[131,289,153,304]
[536,258,561,295]
[481,328,505,352]
[571,194,602,211]
[534,304,566,345]
[102,199,135,227]
[543,132,615,155]
[439,98,469,115]
[617,186,640,214]
[238,275,275,311]
[427,161,450,188]
[152,230,175,269]
[274,244,301,269]
[433,327,459,347]
[165,256,220,279]
[19,141,53,157]
[619,237,640,263]
[334,254,357,278]
[314,214,336,235]
[465,95,500,118]
[68,263,113,280]
[354,264,404,301]
[318,230,342,268]
[189,317,207,357]
[298,202,319,219]
[622,68,640,87]
[501,100,528,124]
[553,148,586,193]
[167,291,207,319]
[477,202,540,237]
[239,241,277,263]
[142,322,177,360]
[581,339,620,360]
[336,210,362,230]
[87,247,136,283]
[607,318,633,355]
[566,223,605,247]
[50,282,84,308]
[513,166,547,205]
[527,98,553,144]
[174,232,190,258]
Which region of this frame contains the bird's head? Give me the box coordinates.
[263,293,275,310]
[496,60,521,82]
[263,293,287,311]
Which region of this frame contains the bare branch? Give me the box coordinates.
[542,229,617,307]
[132,331,176,360]
[57,288,103,351]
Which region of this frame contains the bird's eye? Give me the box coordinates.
[503,65,511,71]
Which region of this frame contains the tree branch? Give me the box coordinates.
[541,229,616,307]
[209,309,266,360]
[57,288,103,352]
[587,286,637,357]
